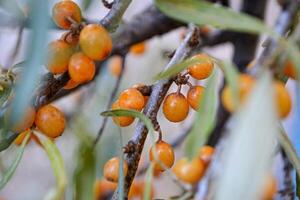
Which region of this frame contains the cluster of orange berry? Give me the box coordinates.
[48,0,112,89]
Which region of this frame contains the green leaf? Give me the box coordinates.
[155,0,274,35]
[143,163,153,200]
[38,134,67,200]
[73,142,96,200]
[154,57,205,81]
[117,128,124,200]
[0,132,30,190]
[82,0,92,10]
[185,70,218,159]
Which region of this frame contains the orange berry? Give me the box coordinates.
[68,52,96,84]
[261,176,277,200]
[94,179,117,200]
[274,81,292,118]
[198,145,214,167]
[149,140,175,172]
[10,106,36,133]
[35,104,66,138]
[130,42,146,55]
[199,26,211,35]
[187,85,205,110]
[103,157,128,183]
[221,74,255,112]
[188,54,214,80]
[14,130,31,146]
[108,56,122,77]
[52,0,82,29]
[173,158,205,184]
[111,100,134,127]
[131,84,150,105]
[79,24,112,61]
[284,60,297,79]
[162,92,189,122]
[128,181,154,200]
[63,79,79,90]
[61,32,79,47]
[46,40,74,74]
[119,88,145,111]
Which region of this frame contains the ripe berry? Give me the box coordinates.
[198,145,214,167]
[221,74,255,112]
[10,106,36,133]
[188,54,214,80]
[162,92,189,122]
[129,181,154,200]
[187,85,205,110]
[46,40,74,74]
[63,79,79,90]
[52,0,82,29]
[130,42,146,55]
[131,84,150,105]
[94,179,117,200]
[261,175,277,200]
[68,52,96,84]
[274,81,292,118]
[108,56,122,77]
[79,24,112,61]
[14,130,31,146]
[119,88,145,111]
[173,158,205,184]
[111,100,134,127]
[149,140,175,172]
[35,104,66,138]
[103,157,128,183]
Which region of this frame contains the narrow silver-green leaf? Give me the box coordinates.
[143,163,153,200]
[185,70,218,159]
[39,134,67,200]
[155,0,273,35]
[117,128,124,200]
[0,132,30,190]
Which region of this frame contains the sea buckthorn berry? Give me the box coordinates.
[274,81,292,118]
[187,85,205,110]
[94,179,117,200]
[35,104,66,138]
[10,106,36,133]
[221,74,255,112]
[14,130,31,146]
[198,145,214,167]
[132,84,150,105]
[52,0,82,29]
[79,24,112,61]
[162,92,189,122]
[261,176,277,200]
[108,56,122,77]
[119,88,145,111]
[111,100,134,127]
[284,60,297,79]
[68,52,96,84]
[130,42,146,55]
[173,158,205,184]
[149,141,175,172]
[63,79,79,90]
[103,157,128,183]
[46,40,74,74]
[129,181,154,200]
[188,54,214,80]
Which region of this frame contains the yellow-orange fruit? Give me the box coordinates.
[128,181,154,200]
[198,145,215,167]
[173,158,205,184]
[111,100,134,127]
[188,54,214,80]
[79,24,112,61]
[63,79,79,90]
[261,176,277,200]
[14,130,31,146]
[187,85,205,110]
[131,84,150,105]
[94,179,117,200]
[162,92,189,122]
[221,74,255,112]
[129,42,146,55]
[284,60,297,79]
[149,141,175,171]
[10,106,36,133]
[274,81,292,119]
[108,56,122,77]
[52,0,82,29]
[103,157,128,183]
[68,52,96,84]
[46,40,74,74]
[35,104,66,138]
[119,88,145,111]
